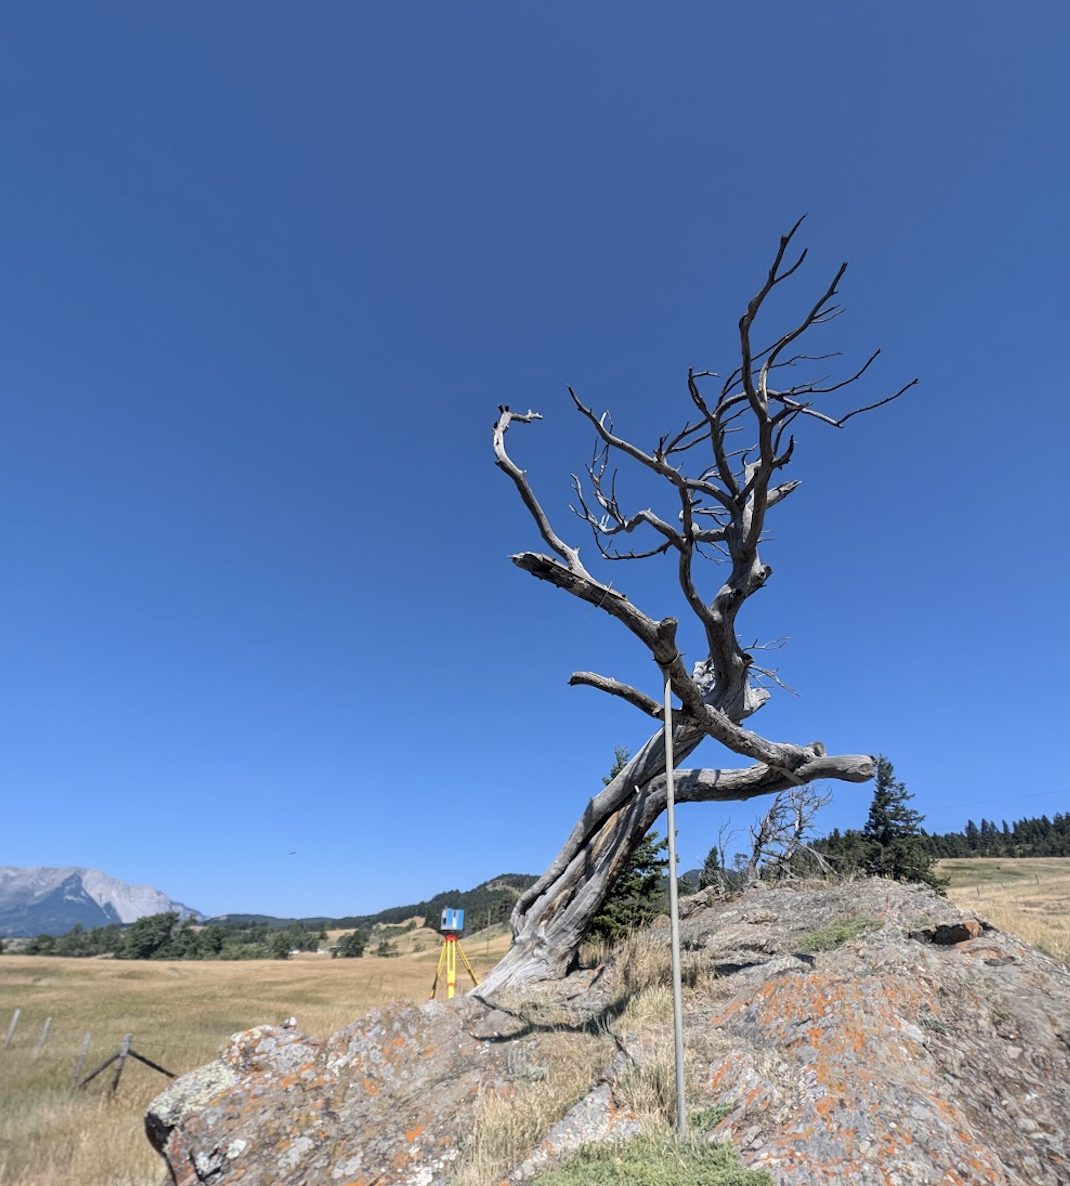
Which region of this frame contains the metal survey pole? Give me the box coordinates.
[663,669,687,1135]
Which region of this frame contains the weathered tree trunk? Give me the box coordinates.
[476,734,873,996]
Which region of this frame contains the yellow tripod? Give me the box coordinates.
[429,932,478,999]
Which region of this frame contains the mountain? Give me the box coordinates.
[0,867,201,937]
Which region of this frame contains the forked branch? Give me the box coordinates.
[494,218,915,760]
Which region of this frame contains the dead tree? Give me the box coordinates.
[479,219,916,996]
[698,821,740,896]
[743,785,834,885]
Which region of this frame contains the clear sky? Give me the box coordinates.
[2,4,1067,919]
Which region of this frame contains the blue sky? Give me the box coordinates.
[2,4,1067,919]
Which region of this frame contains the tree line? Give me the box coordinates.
[924,812,1070,858]
[2,872,540,960]
[15,914,328,960]
[329,873,536,934]
[582,751,948,943]
[816,799,1070,872]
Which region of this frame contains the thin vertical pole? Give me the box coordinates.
[33,1017,52,1059]
[71,1033,91,1089]
[663,670,687,1136]
[4,1008,20,1049]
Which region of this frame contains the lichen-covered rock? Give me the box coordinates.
[147,879,1070,1186]
[148,997,520,1186]
[675,880,1070,1185]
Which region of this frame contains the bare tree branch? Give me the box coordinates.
[836,377,920,426]
[567,672,665,720]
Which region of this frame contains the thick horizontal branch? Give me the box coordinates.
[672,752,874,800]
[632,752,876,831]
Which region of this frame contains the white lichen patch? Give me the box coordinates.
[278,1136,315,1169]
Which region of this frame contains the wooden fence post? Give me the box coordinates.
[4,1008,20,1048]
[33,1017,52,1059]
[71,1033,91,1089]
[77,1033,173,1096]
[108,1034,133,1098]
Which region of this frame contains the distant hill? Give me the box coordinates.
[0,867,201,938]
[205,873,539,934]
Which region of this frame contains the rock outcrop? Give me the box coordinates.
[147,997,520,1185]
[147,879,1070,1185]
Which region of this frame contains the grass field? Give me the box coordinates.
[0,927,510,1186]
[937,855,1070,963]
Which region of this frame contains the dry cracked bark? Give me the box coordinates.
[479,219,916,996]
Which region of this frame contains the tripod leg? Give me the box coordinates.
[456,943,479,988]
[430,940,448,999]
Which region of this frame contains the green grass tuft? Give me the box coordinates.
[796,914,874,953]
[528,1133,773,1185]
[689,1103,734,1132]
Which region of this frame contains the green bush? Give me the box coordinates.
[333,929,368,958]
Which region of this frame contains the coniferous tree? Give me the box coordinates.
[698,844,723,891]
[586,748,670,943]
[862,756,945,890]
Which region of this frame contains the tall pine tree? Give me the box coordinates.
[862,756,944,890]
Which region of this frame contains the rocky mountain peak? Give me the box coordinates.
[0,866,200,937]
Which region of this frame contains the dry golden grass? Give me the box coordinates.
[452,925,724,1183]
[452,1029,615,1186]
[0,942,507,1186]
[937,856,1070,963]
[590,927,725,1012]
